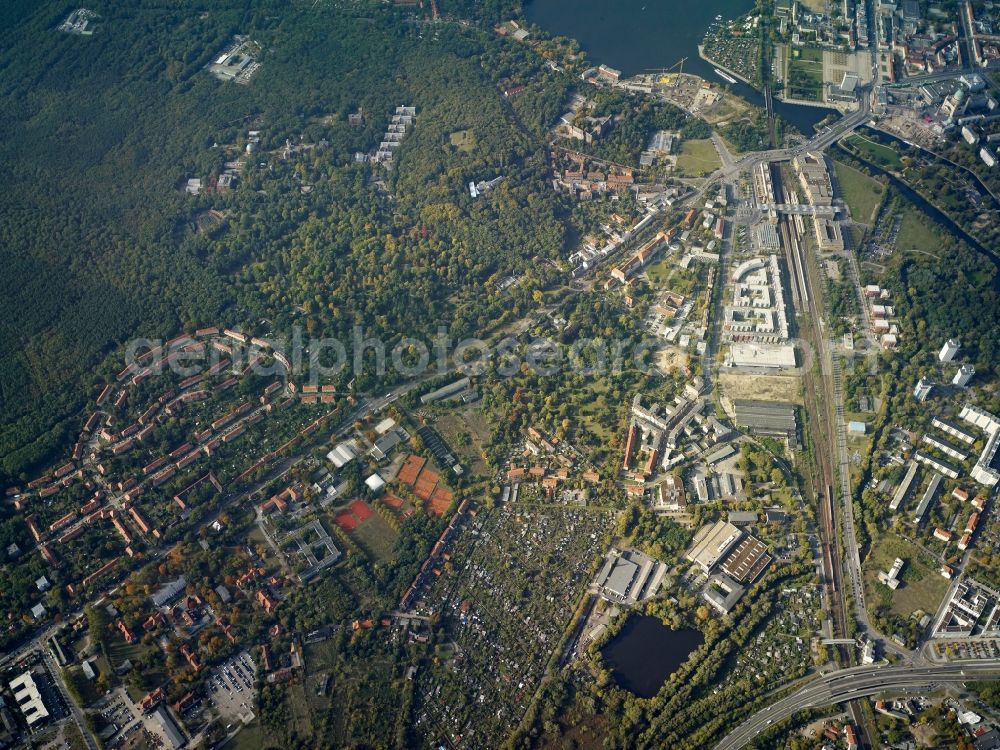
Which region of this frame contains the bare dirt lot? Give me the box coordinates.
[656,346,690,373]
[698,91,750,126]
[718,372,803,416]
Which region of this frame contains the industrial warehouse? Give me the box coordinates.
[591,548,668,606]
[732,399,798,442]
[686,520,773,615]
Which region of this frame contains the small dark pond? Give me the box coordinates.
[600,615,704,698]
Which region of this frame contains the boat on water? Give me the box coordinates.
[714,68,737,84]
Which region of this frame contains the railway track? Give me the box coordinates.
[776,161,875,747]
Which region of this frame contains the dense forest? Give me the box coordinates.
[0,0,577,483]
[883,198,1000,376]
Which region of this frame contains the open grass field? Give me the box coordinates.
[845,133,904,169]
[895,206,941,255]
[700,93,749,126]
[797,46,824,63]
[675,138,721,177]
[449,128,475,152]
[863,531,949,619]
[287,682,314,737]
[346,511,398,561]
[843,223,865,250]
[304,638,340,670]
[301,645,406,749]
[786,46,824,101]
[845,420,873,492]
[105,638,165,693]
[833,159,884,224]
[575,378,615,443]
[228,723,265,750]
[434,407,491,476]
[536,714,610,750]
[645,258,675,286]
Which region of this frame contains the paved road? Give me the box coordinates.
[1,67,881,750]
[687,93,872,211]
[42,650,99,750]
[715,661,1000,750]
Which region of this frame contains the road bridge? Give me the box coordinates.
[715,661,1000,750]
[758,203,841,217]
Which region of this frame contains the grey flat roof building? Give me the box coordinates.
[10,671,49,727]
[706,444,737,465]
[604,558,639,600]
[914,451,960,480]
[420,377,471,404]
[687,520,743,572]
[932,416,976,444]
[890,463,919,512]
[913,473,942,525]
[151,576,187,608]
[371,430,402,459]
[703,573,746,615]
[733,400,797,438]
[153,706,186,749]
[728,511,758,526]
[975,728,1000,750]
[593,549,665,605]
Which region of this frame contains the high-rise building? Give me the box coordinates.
[953,364,975,387]
[939,339,961,362]
[913,376,934,402]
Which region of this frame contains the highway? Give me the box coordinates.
[715,661,1000,750]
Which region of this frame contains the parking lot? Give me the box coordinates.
[98,690,139,748]
[861,208,901,261]
[99,688,175,750]
[936,639,1000,660]
[206,651,256,728]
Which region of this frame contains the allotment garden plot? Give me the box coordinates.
[410,505,615,749]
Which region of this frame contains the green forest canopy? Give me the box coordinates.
[0,0,569,482]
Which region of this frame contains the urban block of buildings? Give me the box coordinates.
[591,548,667,606]
[686,520,773,615]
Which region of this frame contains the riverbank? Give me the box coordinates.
[526,0,833,133]
[870,123,1000,207]
[778,91,851,113]
[836,134,1000,279]
[698,44,758,89]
